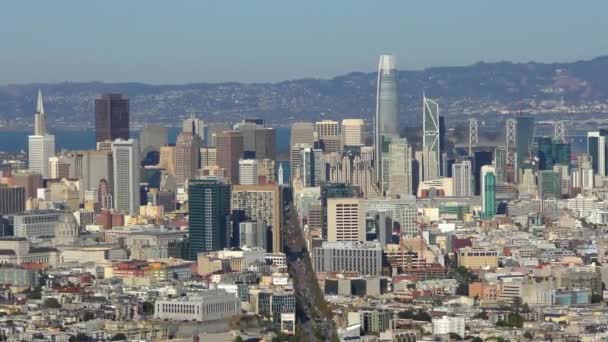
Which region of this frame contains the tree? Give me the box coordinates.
[110,333,127,341]
[449,332,463,340]
[43,298,62,309]
[69,333,92,342]
[523,331,533,339]
[141,301,155,315]
[234,337,244,342]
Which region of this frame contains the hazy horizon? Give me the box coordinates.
[2,1,608,84]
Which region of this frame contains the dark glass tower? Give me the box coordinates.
[516,116,535,165]
[95,93,130,143]
[187,177,231,259]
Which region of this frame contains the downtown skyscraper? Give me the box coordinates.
[111,139,140,215]
[95,93,130,143]
[28,90,55,179]
[374,55,399,184]
[188,177,231,259]
[422,96,441,181]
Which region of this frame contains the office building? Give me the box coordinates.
[10,171,43,199]
[386,137,412,197]
[174,131,202,185]
[536,137,571,171]
[587,130,608,176]
[48,156,70,179]
[539,170,561,199]
[231,184,282,253]
[300,147,324,187]
[452,160,473,197]
[216,131,244,184]
[200,147,217,168]
[188,177,231,259]
[290,122,315,181]
[494,146,507,183]
[28,134,55,179]
[257,158,275,184]
[375,55,399,184]
[239,220,266,250]
[481,165,496,219]
[422,96,441,181]
[457,247,499,269]
[516,116,535,165]
[154,289,240,322]
[112,139,140,215]
[33,89,46,135]
[139,125,168,156]
[327,197,365,242]
[432,316,465,337]
[239,159,259,185]
[316,120,341,153]
[473,151,493,195]
[341,119,364,147]
[0,186,25,215]
[312,241,383,276]
[11,210,63,239]
[158,146,176,174]
[28,92,55,179]
[254,127,276,160]
[182,113,205,141]
[95,93,129,143]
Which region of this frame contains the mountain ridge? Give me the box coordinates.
[1,56,608,129]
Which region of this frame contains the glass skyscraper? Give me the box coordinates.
[188,177,231,259]
[516,116,535,165]
[481,165,496,219]
[375,55,399,183]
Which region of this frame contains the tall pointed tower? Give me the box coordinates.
[34,89,47,135]
[28,90,55,178]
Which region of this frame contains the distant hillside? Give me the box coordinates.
[1,56,608,129]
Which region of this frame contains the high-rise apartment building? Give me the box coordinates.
[231,184,282,253]
[375,55,399,184]
[452,160,473,197]
[481,165,496,219]
[95,94,129,143]
[216,131,244,184]
[112,139,140,215]
[341,119,365,147]
[327,197,365,243]
[188,177,231,259]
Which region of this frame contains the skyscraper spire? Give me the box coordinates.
[34,89,47,135]
[374,54,399,185]
[36,89,44,115]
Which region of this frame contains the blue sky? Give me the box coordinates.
[1,1,607,84]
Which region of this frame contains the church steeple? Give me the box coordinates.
[34,89,47,135]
